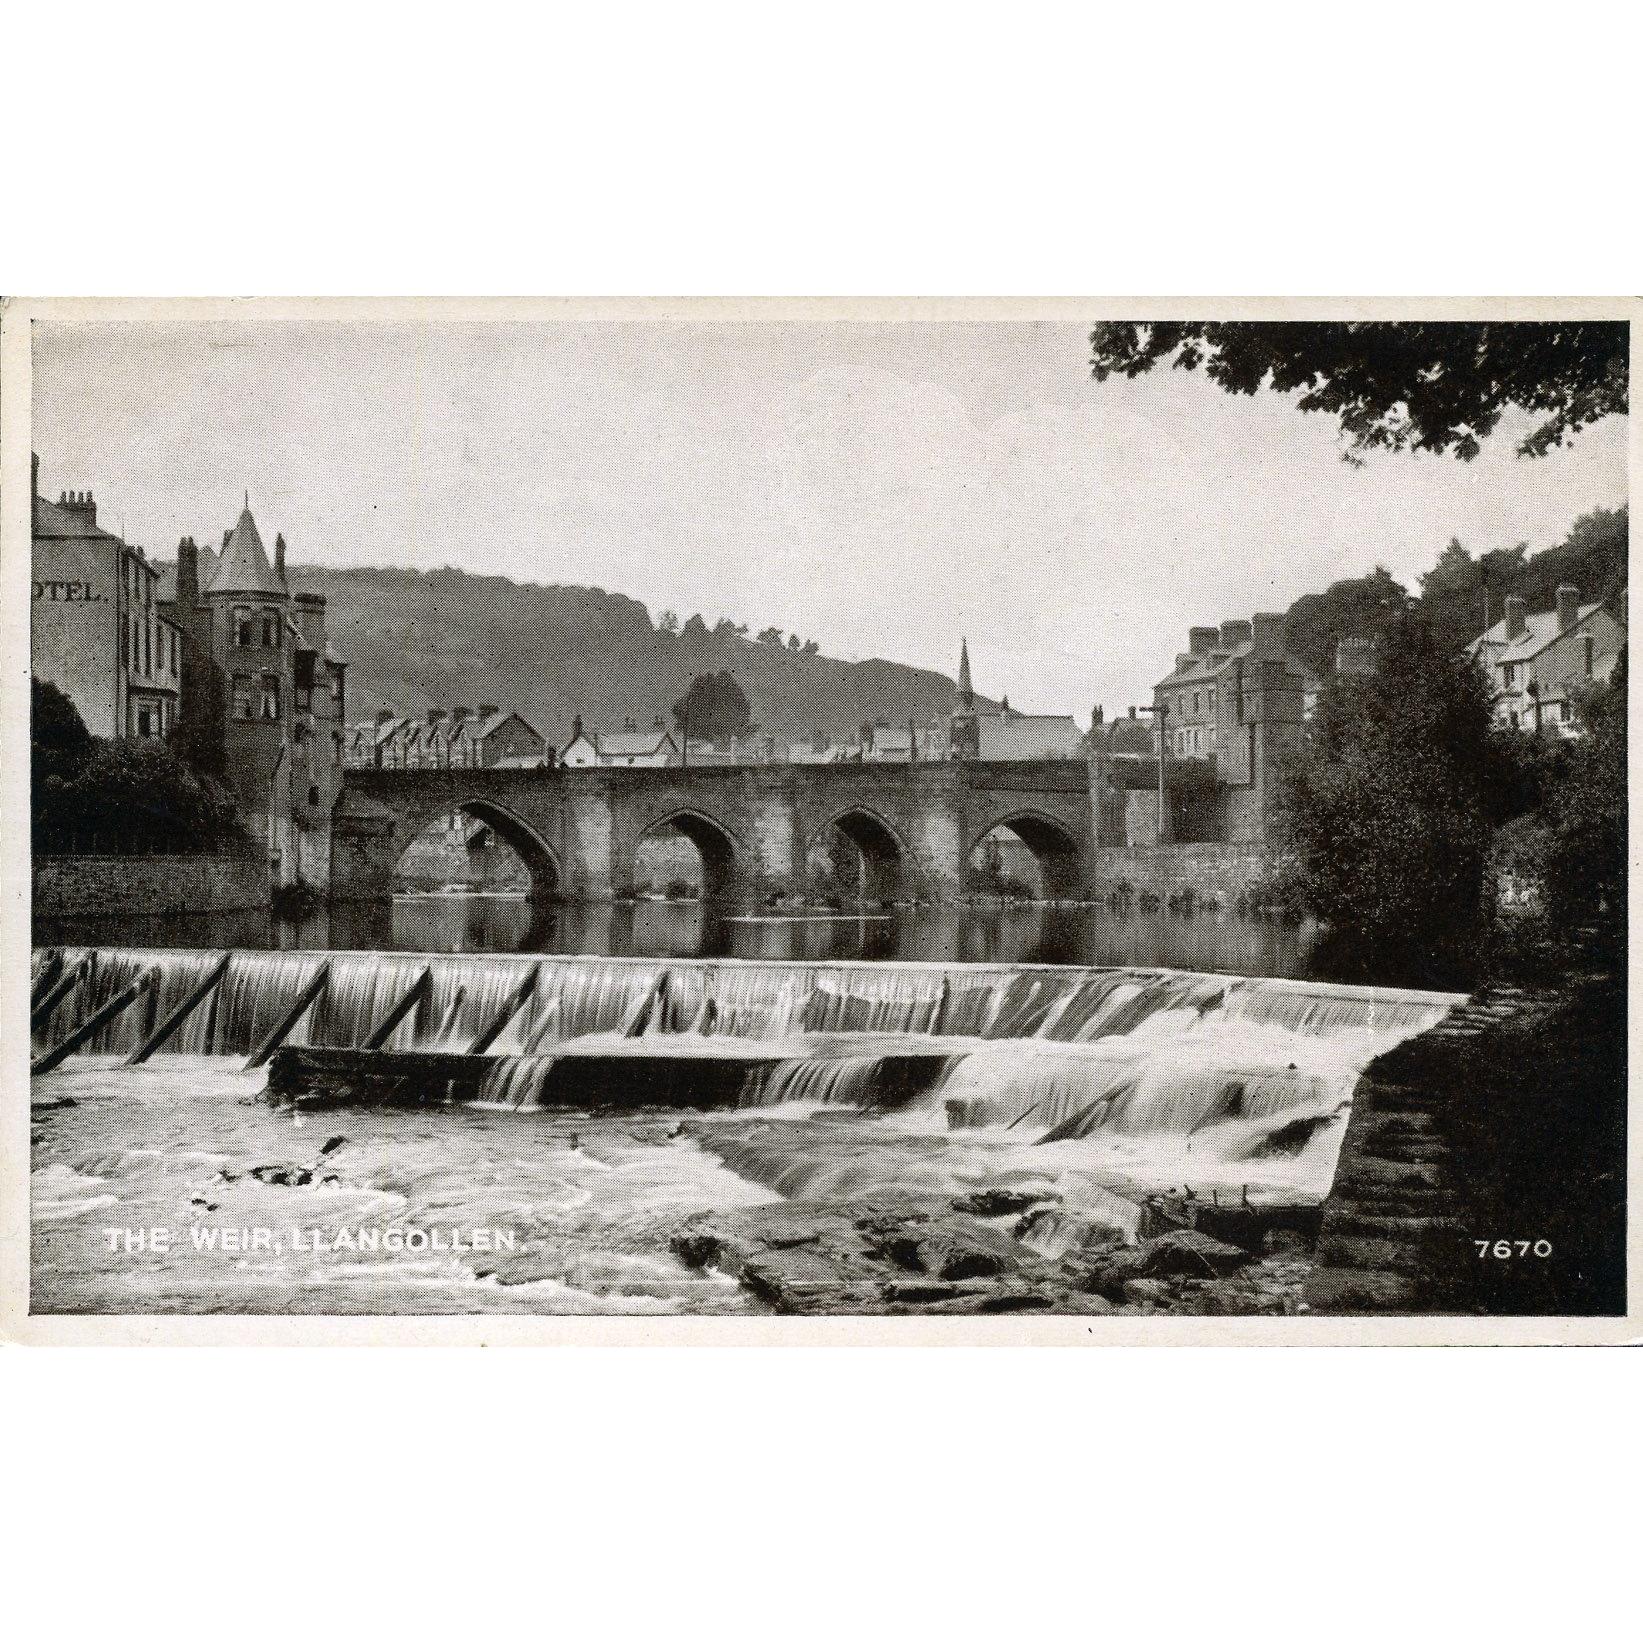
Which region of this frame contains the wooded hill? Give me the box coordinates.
[267,565,982,746]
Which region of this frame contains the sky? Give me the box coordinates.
[32,318,1628,718]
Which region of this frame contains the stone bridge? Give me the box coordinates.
[331,760,1098,906]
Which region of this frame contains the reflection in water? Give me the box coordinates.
[37,893,1331,980]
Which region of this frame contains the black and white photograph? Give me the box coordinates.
[3,298,1633,1339]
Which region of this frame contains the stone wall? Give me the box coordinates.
[1086,842,1272,900]
[34,852,269,917]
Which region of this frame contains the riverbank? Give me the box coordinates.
[1305,965,1626,1316]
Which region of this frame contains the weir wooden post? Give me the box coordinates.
[32,967,161,1077]
[359,964,433,1050]
[245,961,333,1070]
[466,965,539,1054]
[127,952,232,1065]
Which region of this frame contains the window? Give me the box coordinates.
[235,607,253,646]
[1207,687,1215,713]
[143,619,151,677]
[307,784,320,807]
[1584,636,1595,678]
[260,674,281,721]
[262,611,281,648]
[232,674,254,720]
[1560,702,1571,724]
[1207,727,1216,752]
[1508,710,1519,729]
[1503,661,1516,688]
[1191,691,1200,715]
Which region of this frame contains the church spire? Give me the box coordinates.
[957,638,974,709]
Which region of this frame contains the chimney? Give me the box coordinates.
[1188,625,1218,655]
[571,713,584,742]
[31,452,39,496]
[376,708,394,725]
[1505,596,1527,641]
[1174,653,1195,673]
[654,714,665,729]
[1250,612,1285,660]
[274,532,287,578]
[177,535,199,607]
[1219,619,1253,649]
[479,703,499,720]
[427,707,447,726]
[1556,584,1579,633]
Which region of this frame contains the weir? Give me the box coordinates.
[28,945,1462,1203]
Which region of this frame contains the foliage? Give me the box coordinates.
[1280,505,1628,684]
[165,638,228,780]
[756,626,784,646]
[31,676,92,786]
[657,609,679,633]
[32,685,247,857]
[1523,651,1627,964]
[1275,616,1498,975]
[671,670,753,741]
[1090,321,1627,461]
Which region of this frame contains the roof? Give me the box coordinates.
[473,710,542,743]
[207,505,287,598]
[33,492,122,543]
[1467,602,1611,666]
[977,714,1084,761]
[596,729,675,756]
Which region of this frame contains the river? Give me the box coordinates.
[29,909,1464,1317]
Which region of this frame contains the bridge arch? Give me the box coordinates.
[635,807,741,902]
[812,805,922,905]
[395,797,563,901]
[968,808,1084,900]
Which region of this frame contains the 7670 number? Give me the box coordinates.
[1476,1240,1552,1258]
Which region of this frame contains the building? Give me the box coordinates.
[345,705,546,769]
[159,498,347,886]
[560,716,678,767]
[946,639,1082,761]
[1117,612,1308,845]
[976,707,1083,761]
[1464,585,1626,736]
[31,456,183,740]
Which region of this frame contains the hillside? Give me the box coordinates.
[269,565,980,746]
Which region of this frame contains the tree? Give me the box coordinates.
[1089,321,1627,461]
[1529,651,1627,963]
[31,676,246,857]
[671,670,752,741]
[657,609,680,633]
[802,639,820,655]
[1282,565,1409,679]
[166,636,228,780]
[1276,614,1499,975]
[31,676,92,785]
[1420,537,1475,597]
[756,626,784,646]
[786,633,801,651]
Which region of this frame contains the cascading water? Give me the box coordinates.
[32,945,1461,1201]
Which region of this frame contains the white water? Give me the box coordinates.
[30,946,1462,1311]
